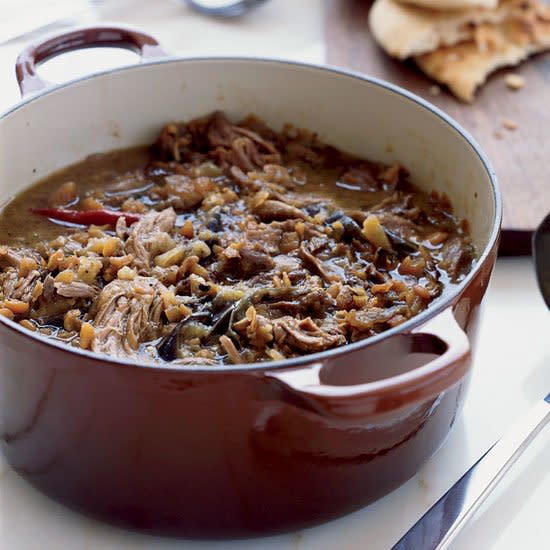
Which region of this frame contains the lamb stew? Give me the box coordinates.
[0,112,474,365]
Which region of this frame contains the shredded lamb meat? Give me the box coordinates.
[92,277,167,357]
[125,208,177,273]
[1,268,41,303]
[272,316,346,354]
[0,111,475,364]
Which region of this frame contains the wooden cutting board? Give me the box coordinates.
[325,0,550,254]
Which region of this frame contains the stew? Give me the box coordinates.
[0,112,474,365]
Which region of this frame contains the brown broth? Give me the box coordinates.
[0,147,150,247]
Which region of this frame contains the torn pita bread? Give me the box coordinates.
[397,0,498,10]
[415,4,550,101]
[369,0,520,59]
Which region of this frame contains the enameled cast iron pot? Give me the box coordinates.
[0,27,501,537]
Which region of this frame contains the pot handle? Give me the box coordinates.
[15,25,168,97]
[266,308,471,419]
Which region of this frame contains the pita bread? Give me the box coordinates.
[369,0,520,59]
[415,4,550,101]
[397,0,498,10]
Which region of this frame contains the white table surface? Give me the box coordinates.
[0,2,549,548]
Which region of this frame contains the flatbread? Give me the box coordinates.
[415,4,550,101]
[397,0,498,10]
[369,0,520,59]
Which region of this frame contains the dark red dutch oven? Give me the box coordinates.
[0,27,501,537]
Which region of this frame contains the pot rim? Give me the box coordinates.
[0,56,502,374]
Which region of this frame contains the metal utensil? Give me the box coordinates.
[183,0,270,18]
[392,213,550,550]
[392,394,550,549]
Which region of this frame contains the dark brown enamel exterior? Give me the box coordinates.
[1,26,501,538]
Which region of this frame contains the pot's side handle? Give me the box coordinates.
[15,26,168,98]
[266,308,471,419]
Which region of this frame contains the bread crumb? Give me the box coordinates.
[505,73,525,90]
[502,118,518,130]
[429,85,441,96]
[494,130,503,139]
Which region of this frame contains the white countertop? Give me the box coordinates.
[0,2,549,548]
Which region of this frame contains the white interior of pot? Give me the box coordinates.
[0,59,497,255]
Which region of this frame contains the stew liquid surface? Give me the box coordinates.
[0,112,474,365]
